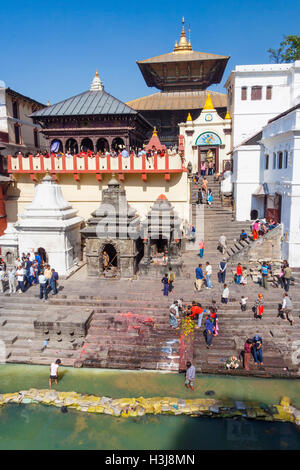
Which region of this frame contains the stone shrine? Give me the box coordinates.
[14,174,83,276]
[139,194,184,277]
[81,176,142,278]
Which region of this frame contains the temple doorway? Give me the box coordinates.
[198,146,219,174]
[101,243,118,272]
[265,193,282,223]
[150,236,168,256]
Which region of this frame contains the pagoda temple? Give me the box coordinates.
[127,18,230,147]
[30,71,152,154]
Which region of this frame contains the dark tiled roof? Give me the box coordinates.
[31,90,137,118]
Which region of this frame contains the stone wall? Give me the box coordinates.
[228,224,283,266]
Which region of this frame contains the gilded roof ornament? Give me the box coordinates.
[174,17,193,53]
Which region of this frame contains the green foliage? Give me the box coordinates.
[268,35,300,63]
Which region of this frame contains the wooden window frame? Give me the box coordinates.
[241,87,247,101]
[12,101,19,119]
[14,124,21,145]
[266,86,272,100]
[278,151,283,169]
[265,154,269,170]
[284,151,288,169]
[251,86,262,100]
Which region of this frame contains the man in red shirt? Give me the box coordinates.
[236,263,243,284]
[190,302,204,328]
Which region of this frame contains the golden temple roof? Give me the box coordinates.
[126,90,227,111]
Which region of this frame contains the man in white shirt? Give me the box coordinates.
[218,235,227,254]
[49,359,62,389]
[16,266,25,293]
[8,268,16,294]
[39,272,48,301]
[205,262,212,289]
[221,284,229,304]
[280,293,294,325]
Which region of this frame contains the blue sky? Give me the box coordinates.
[2,0,300,105]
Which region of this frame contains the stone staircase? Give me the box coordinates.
[0,273,299,377]
[0,175,299,377]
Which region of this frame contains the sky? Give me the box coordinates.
[1,0,300,105]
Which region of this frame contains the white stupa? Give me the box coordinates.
[15,174,83,276]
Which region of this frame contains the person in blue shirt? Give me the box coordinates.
[49,269,59,295]
[252,335,263,365]
[205,317,215,348]
[261,261,269,289]
[239,230,247,240]
[195,264,204,291]
[35,252,42,275]
[206,189,213,205]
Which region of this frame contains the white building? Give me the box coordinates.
[225,62,300,147]
[179,93,232,174]
[228,61,300,267]
[0,81,47,172]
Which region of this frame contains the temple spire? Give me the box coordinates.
[203,93,214,110]
[90,69,104,91]
[174,17,193,53]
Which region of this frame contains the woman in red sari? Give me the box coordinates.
[252,220,259,240]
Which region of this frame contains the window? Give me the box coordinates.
[273,152,276,169]
[278,152,283,169]
[265,154,269,170]
[241,87,247,100]
[284,151,288,168]
[33,129,39,148]
[251,86,262,100]
[266,86,272,100]
[12,101,19,119]
[14,124,21,144]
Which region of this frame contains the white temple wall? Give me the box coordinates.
[5,172,190,228]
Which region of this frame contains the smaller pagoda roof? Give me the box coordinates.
[145,128,166,150]
[31,89,137,118]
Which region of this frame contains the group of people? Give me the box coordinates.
[196,187,213,206]
[195,262,213,291]
[251,218,278,241]
[30,144,185,164]
[161,268,176,296]
[0,250,59,301]
[243,335,263,369]
[169,298,219,349]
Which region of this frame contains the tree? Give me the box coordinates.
[267,46,284,64]
[268,35,300,63]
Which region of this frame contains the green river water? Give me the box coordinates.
[0,364,299,450]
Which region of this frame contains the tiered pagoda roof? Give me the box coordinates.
[136,18,230,92]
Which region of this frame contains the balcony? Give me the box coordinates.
[8,152,186,182]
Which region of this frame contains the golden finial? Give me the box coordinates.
[203,93,214,110]
[174,17,192,52]
[95,69,99,77]
[224,111,231,120]
[153,126,158,136]
[47,100,50,106]
[186,113,192,122]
